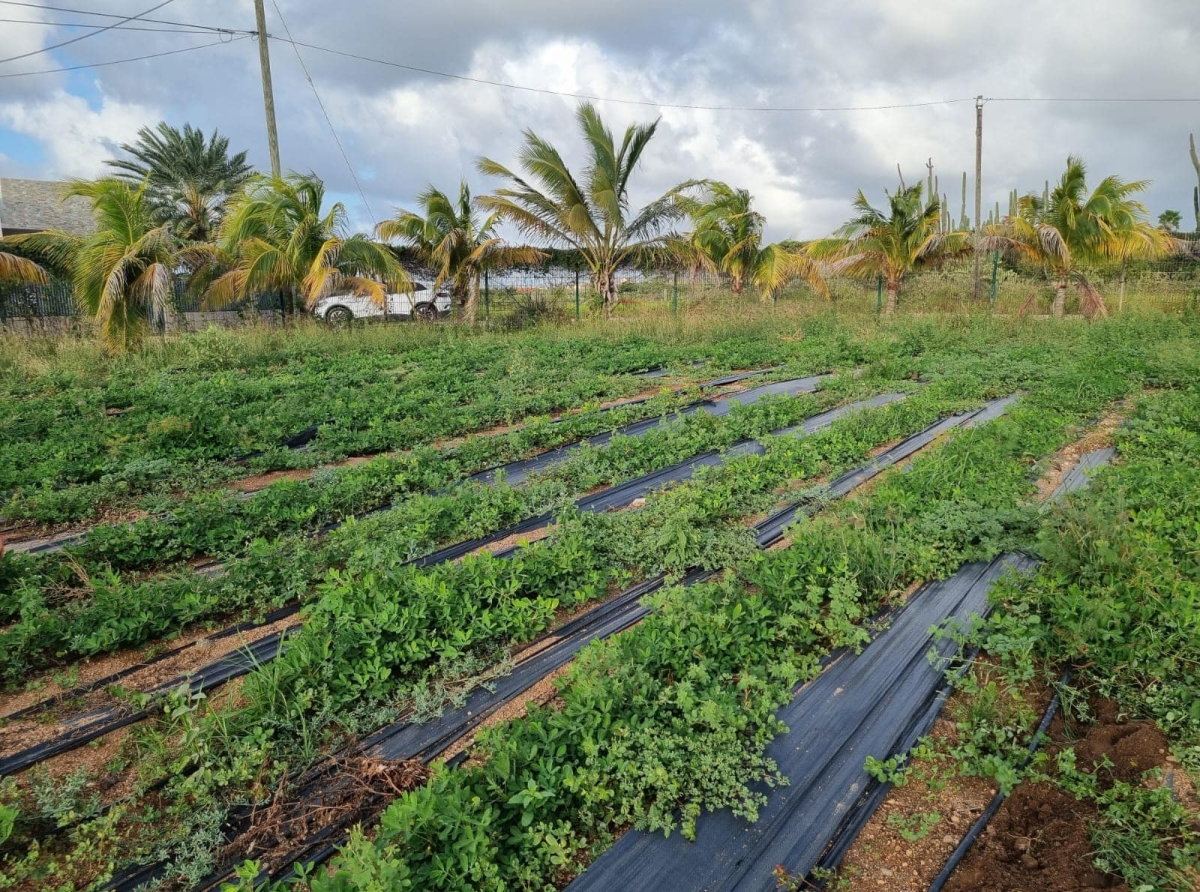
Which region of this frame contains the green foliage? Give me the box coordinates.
[1056,749,1200,891]
[6,313,1200,891]
[887,810,941,841]
[104,121,253,241]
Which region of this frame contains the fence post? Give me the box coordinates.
[876,274,883,314]
[575,270,580,321]
[990,250,1000,309]
[672,271,678,315]
[483,269,490,320]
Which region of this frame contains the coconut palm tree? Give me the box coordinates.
[676,181,827,300]
[1158,210,1182,233]
[377,181,543,323]
[477,102,694,319]
[106,122,253,241]
[811,183,967,315]
[189,173,410,315]
[985,157,1169,317]
[3,179,179,351]
[0,249,47,286]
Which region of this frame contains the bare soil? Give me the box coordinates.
[2,503,149,549]
[1035,404,1130,500]
[227,457,371,493]
[0,616,296,760]
[940,701,1174,892]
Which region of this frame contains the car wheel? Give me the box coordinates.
[414,302,438,322]
[326,305,353,326]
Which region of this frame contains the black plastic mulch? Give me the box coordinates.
[566,554,1038,892]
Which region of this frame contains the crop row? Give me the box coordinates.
[3,317,1196,891]
[0,338,686,524]
[0,371,867,683]
[285,361,1145,891]
[0,375,1001,890]
[0,321,868,525]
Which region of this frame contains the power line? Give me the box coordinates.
[268,36,974,113]
[0,15,220,34]
[270,0,376,223]
[0,1,239,35]
[0,0,179,65]
[265,37,1200,112]
[987,96,1200,104]
[0,34,249,79]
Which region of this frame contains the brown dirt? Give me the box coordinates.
[0,617,297,759]
[838,671,1048,892]
[471,525,553,558]
[440,662,572,764]
[227,458,371,493]
[844,696,1179,892]
[0,624,218,717]
[840,716,1000,891]
[2,505,150,549]
[941,782,1131,892]
[1035,404,1130,501]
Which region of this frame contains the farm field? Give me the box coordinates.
[0,306,1198,892]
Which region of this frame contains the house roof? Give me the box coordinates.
[0,178,96,236]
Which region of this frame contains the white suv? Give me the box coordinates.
[312,283,452,324]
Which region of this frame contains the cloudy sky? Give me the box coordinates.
[1,0,1198,240]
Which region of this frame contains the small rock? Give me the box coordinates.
[942,835,957,845]
[1165,755,1180,765]
[880,868,893,877]
[1021,854,1040,870]
[1014,837,1030,853]
[630,498,647,508]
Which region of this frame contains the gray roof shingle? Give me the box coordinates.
[0,178,96,236]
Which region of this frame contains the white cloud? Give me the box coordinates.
[0,90,160,179]
[2,0,1198,238]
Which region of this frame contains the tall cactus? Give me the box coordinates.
[942,193,949,233]
[1043,180,1050,220]
[960,172,969,231]
[1191,133,1200,229]
[926,158,935,211]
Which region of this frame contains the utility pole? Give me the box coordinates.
[253,0,281,178]
[973,95,983,301]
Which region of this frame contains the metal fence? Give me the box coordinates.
[4,237,1198,331]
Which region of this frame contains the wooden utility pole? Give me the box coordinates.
[253,0,281,177]
[973,95,983,300]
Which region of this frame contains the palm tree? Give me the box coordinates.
[1158,210,1182,233]
[106,122,253,241]
[811,183,967,315]
[985,157,1169,317]
[0,249,47,286]
[477,102,694,319]
[189,173,410,316]
[3,179,178,351]
[377,181,542,323]
[676,181,827,300]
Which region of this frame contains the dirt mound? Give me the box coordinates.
[1075,721,1169,785]
[943,782,1127,891]
[943,703,1172,892]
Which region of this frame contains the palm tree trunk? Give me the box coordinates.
[464,277,479,324]
[1052,280,1067,317]
[731,276,744,295]
[599,269,617,320]
[884,281,898,316]
[453,283,470,322]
